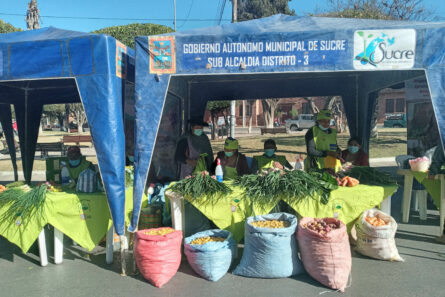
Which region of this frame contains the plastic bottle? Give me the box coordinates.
[295,154,304,171]
[215,158,224,182]
[60,161,70,185]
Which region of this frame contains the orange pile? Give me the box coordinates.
[0,184,5,193]
[340,176,359,187]
[365,216,387,226]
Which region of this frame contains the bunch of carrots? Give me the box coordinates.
[338,176,360,187]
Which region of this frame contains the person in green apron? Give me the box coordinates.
[211,137,249,180]
[251,139,292,173]
[304,109,341,172]
[66,146,94,183]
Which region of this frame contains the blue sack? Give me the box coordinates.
[233,213,304,278]
[184,229,236,282]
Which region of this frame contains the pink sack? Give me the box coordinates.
[134,228,183,288]
[297,217,351,292]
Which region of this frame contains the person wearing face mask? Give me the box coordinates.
[66,146,94,183]
[341,137,369,166]
[251,139,292,173]
[304,109,341,171]
[211,137,249,179]
[175,118,214,179]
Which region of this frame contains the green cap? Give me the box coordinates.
[224,137,239,150]
[317,109,332,121]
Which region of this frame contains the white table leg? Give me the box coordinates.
[106,227,114,264]
[37,229,48,267]
[170,194,185,236]
[439,176,445,236]
[380,196,392,215]
[417,190,428,221]
[402,175,414,223]
[54,228,64,264]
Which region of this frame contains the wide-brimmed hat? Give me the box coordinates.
[316,110,332,121]
[188,118,208,127]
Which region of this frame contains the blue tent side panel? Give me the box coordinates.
[129,37,170,232]
[0,28,135,237]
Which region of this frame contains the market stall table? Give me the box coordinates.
[0,188,147,266]
[166,182,397,242]
[397,169,444,235]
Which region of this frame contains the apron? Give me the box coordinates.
[179,136,201,179]
[223,155,239,180]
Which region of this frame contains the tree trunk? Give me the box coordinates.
[262,99,280,128]
[64,104,70,132]
[211,111,217,140]
[303,97,320,114]
[247,100,254,133]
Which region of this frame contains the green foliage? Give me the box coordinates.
[289,109,299,119]
[92,23,174,48]
[206,100,231,111]
[238,0,295,22]
[320,0,430,21]
[0,20,22,34]
[43,104,65,117]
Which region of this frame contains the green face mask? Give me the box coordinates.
[264,149,275,157]
[193,129,203,136]
[224,151,233,157]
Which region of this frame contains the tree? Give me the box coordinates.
[321,0,431,21]
[0,20,22,33]
[69,103,87,133]
[261,99,281,128]
[207,100,231,140]
[92,23,174,48]
[42,104,65,128]
[237,0,295,21]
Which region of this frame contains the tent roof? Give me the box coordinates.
[159,15,445,37]
[0,26,92,44]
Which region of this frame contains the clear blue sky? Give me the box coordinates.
[1,0,444,32]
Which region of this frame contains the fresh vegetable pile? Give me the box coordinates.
[0,184,5,193]
[0,182,47,226]
[190,236,225,245]
[250,219,290,229]
[365,216,387,227]
[169,172,232,204]
[235,169,338,205]
[301,218,340,235]
[344,166,397,186]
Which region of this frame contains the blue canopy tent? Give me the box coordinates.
[130,15,445,231]
[0,27,135,237]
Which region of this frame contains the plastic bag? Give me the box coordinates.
[134,228,182,288]
[184,229,236,281]
[297,217,351,292]
[233,213,304,278]
[355,209,404,262]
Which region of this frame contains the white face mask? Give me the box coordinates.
[318,124,329,131]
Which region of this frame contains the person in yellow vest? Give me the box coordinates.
[211,137,249,180]
[66,146,94,183]
[251,139,292,173]
[304,110,341,171]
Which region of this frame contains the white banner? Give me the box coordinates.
[353,29,416,70]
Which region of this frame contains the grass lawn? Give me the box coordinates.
[0,128,406,172]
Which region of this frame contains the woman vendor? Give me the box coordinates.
[341,137,369,166]
[175,118,214,179]
[66,146,94,183]
[304,109,341,171]
[211,137,249,179]
[251,139,292,173]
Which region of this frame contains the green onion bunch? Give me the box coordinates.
[345,166,397,186]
